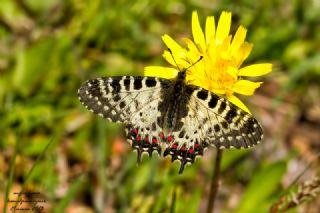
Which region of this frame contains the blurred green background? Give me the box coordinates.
[1,0,320,212]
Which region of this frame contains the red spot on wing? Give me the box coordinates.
[188,148,194,153]
[195,143,200,148]
[160,133,164,139]
[136,136,141,141]
[181,145,186,151]
[152,138,157,143]
[144,137,149,142]
[171,144,178,149]
[167,136,173,142]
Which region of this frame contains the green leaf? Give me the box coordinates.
[176,188,202,213]
[235,161,287,213]
[221,149,251,172]
[132,162,151,193]
[54,175,86,213]
[13,38,55,97]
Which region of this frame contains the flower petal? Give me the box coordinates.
[205,16,215,46]
[162,34,183,52]
[227,66,238,80]
[230,26,247,56]
[238,64,272,77]
[216,11,231,44]
[163,50,189,68]
[192,11,206,52]
[144,66,178,79]
[232,80,262,96]
[237,42,253,65]
[228,95,251,114]
[219,35,232,59]
[183,38,199,53]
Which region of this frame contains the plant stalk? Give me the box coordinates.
[206,149,223,213]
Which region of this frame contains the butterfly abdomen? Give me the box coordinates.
[157,79,195,133]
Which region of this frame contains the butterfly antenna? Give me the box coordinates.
[168,48,203,71]
[186,55,203,70]
[168,48,181,71]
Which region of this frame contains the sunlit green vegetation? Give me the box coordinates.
[1,0,320,212]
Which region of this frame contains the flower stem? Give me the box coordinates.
[206,149,223,213]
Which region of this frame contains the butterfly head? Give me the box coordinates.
[177,68,187,81]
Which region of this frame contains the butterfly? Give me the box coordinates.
[78,62,263,173]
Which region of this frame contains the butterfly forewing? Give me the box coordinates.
[78,76,169,123]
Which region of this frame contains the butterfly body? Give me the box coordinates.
[78,72,263,173]
[159,69,192,134]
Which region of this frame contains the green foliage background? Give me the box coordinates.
[1,0,319,212]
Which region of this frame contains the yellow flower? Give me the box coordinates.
[144,11,272,113]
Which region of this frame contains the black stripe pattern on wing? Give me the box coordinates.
[190,87,263,149]
[78,76,170,123]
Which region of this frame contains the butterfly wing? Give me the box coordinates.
[78,78,263,173]
[158,85,263,173]
[78,76,168,123]
[78,76,172,160]
[190,87,263,149]
[168,86,263,153]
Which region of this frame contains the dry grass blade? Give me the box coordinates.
[270,176,320,213]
